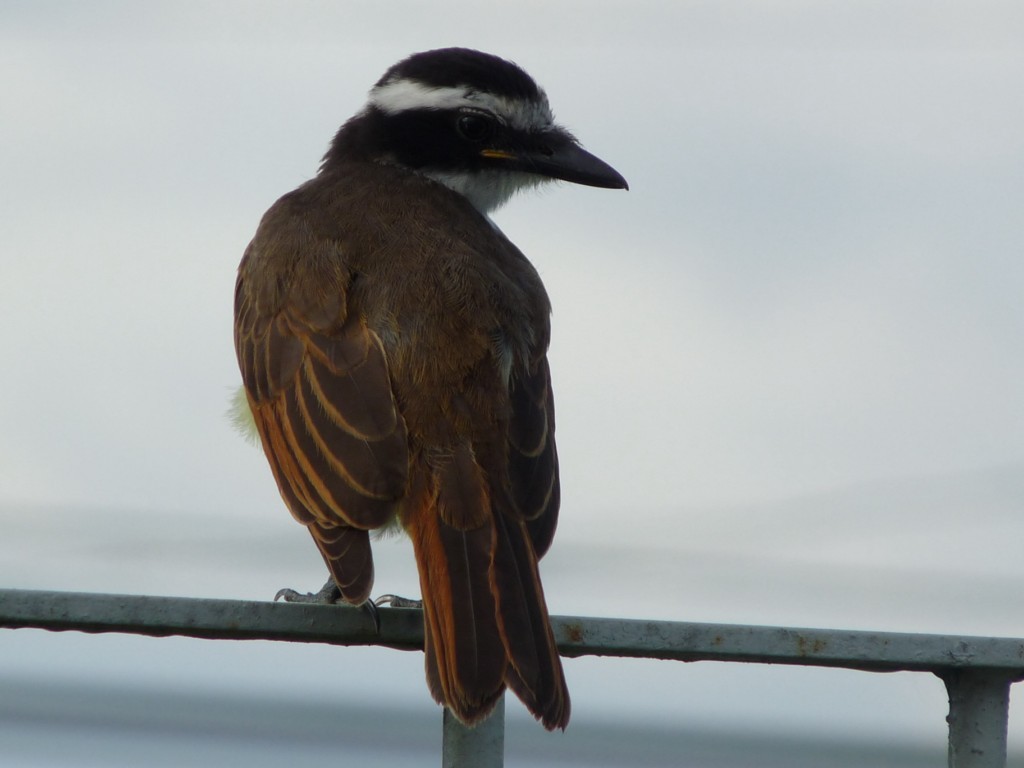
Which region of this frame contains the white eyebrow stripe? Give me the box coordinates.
[370,81,474,113]
[368,78,554,131]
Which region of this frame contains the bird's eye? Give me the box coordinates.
[456,113,492,143]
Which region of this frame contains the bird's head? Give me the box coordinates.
[323,48,628,213]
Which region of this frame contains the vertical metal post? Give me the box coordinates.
[442,694,505,768]
[942,670,1013,768]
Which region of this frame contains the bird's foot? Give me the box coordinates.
[274,577,342,604]
[374,594,423,609]
[274,577,382,632]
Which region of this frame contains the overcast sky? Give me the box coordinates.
[2,0,1024,755]
[2,2,1022,515]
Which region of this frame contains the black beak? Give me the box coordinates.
[482,129,628,190]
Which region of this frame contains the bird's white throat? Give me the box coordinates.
[422,167,548,214]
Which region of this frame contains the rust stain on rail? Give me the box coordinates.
[796,635,828,656]
[564,623,585,644]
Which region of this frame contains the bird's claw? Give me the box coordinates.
[274,577,382,633]
[361,600,381,634]
[374,594,424,609]
[274,577,342,604]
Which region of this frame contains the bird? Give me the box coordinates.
[233,47,627,731]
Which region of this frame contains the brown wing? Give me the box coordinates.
[234,240,408,604]
[507,356,560,559]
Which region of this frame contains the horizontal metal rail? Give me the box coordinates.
[4,588,1023,672]
[2,588,1022,767]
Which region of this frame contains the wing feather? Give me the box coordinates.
[234,233,409,603]
[507,358,560,558]
[303,333,399,441]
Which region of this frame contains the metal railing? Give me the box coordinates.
[2,588,1022,767]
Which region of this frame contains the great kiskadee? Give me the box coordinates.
[233,48,627,731]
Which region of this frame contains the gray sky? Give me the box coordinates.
[2,2,1022,514]
[2,0,1024,755]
